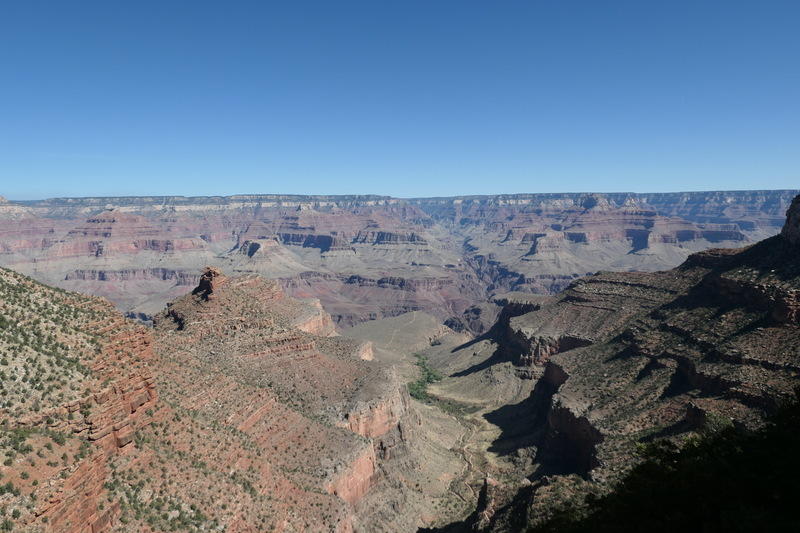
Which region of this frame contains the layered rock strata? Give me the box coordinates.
[145,268,416,530]
[0,191,794,331]
[0,264,431,531]
[450,194,800,531]
[0,267,156,532]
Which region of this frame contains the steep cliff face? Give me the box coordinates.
[291,297,339,336]
[338,386,410,439]
[327,447,379,506]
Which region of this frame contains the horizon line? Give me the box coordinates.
[5,188,800,203]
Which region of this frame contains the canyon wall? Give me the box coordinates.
[0,190,795,330]
[440,194,800,531]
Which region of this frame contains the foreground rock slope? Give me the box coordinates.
[0,263,474,531]
[0,266,156,532]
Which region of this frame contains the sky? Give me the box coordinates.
[1,1,798,200]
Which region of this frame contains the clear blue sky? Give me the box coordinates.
[1,1,798,199]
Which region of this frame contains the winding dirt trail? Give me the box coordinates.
[385,311,418,350]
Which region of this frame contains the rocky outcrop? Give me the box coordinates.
[191,266,225,300]
[515,335,593,367]
[355,341,374,361]
[326,447,378,505]
[340,389,409,439]
[291,298,338,336]
[782,194,800,245]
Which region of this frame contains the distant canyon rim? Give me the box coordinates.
[0,190,796,332]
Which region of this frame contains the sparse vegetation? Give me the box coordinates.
[408,353,443,401]
[0,267,105,417]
